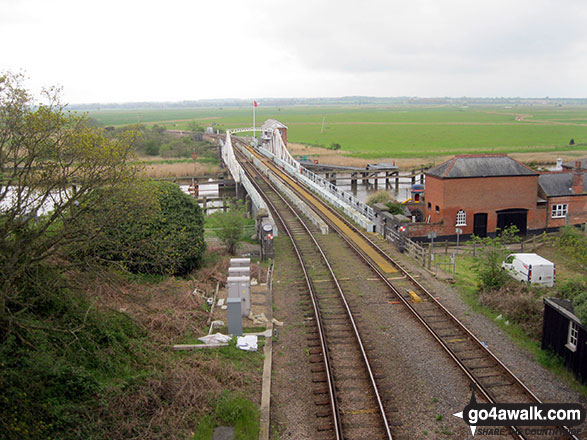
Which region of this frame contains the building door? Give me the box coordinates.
[473,213,488,237]
[496,208,528,235]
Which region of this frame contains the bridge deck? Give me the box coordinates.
[243,145,396,274]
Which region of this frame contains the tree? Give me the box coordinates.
[0,72,140,330]
[207,202,248,255]
[188,120,204,133]
[468,226,520,290]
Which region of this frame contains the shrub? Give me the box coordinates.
[468,226,520,290]
[557,278,587,324]
[386,201,405,215]
[558,226,587,267]
[479,285,543,339]
[207,203,248,255]
[366,190,392,206]
[72,181,205,275]
[0,268,147,439]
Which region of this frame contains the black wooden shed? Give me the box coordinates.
[542,298,587,383]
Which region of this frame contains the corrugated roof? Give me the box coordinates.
[539,172,586,196]
[427,155,538,178]
[261,119,288,130]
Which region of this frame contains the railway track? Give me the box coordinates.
[237,149,394,439]
[233,138,580,440]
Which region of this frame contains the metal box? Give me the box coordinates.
[227,297,242,336]
[228,266,250,278]
[230,258,250,268]
[227,275,250,317]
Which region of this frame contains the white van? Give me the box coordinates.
[501,253,555,287]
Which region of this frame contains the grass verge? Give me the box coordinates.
[193,391,260,440]
[453,255,587,396]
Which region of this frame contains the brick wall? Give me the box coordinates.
[546,196,587,228]
[278,127,287,146]
[423,174,540,236]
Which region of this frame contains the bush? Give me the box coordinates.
[558,226,587,267]
[557,278,587,324]
[479,285,543,339]
[207,203,248,255]
[468,226,520,290]
[366,190,392,206]
[72,181,205,275]
[0,267,148,439]
[386,201,405,215]
[143,139,160,155]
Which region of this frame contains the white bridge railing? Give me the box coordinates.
[227,125,376,232]
[228,127,261,134]
[222,131,268,216]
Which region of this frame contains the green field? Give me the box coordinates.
[86,106,587,159]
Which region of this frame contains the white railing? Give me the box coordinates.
[227,124,378,231]
[229,127,262,134]
[222,131,267,213]
[257,128,376,230]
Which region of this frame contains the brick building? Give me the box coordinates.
[407,155,586,240]
[261,119,288,146]
[539,161,587,229]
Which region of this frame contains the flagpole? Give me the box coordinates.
[253,101,256,144]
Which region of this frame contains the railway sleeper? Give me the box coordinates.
[314,398,330,406]
[438,332,465,339]
[475,371,503,379]
[315,409,331,418]
[467,362,498,370]
[316,423,333,432]
[458,352,487,361]
[313,387,329,395]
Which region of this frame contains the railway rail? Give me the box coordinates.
[233,138,580,440]
[237,147,394,439]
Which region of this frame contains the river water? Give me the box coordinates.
[179,171,422,215]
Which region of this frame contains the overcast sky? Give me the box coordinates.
[1,0,586,104]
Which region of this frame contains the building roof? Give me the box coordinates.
[539,172,586,196]
[545,298,583,326]
[562,158,587,169]
[261,119,288,131]
[427,155,538,179]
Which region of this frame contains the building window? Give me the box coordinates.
[456,209,466,226]
[428,202,431,210]
[435,205,440,213]
[566,321,579,352]
[551,204,568,218]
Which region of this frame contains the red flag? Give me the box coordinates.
[254,100,258,107]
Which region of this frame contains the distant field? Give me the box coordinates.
[86,106,587,159]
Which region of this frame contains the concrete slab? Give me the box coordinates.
[212,426,234,440]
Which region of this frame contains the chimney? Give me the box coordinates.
[572,160,583,194]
